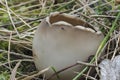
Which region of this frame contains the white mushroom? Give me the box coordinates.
[33,12,104,80]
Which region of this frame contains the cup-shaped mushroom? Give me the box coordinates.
[33,12,104,80]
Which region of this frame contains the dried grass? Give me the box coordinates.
[0,0,120,80]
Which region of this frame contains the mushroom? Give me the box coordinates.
[33,12,104,80]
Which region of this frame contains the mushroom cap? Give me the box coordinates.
[33,12,104,80]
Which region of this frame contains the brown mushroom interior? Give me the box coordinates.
[49,13,96,31]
